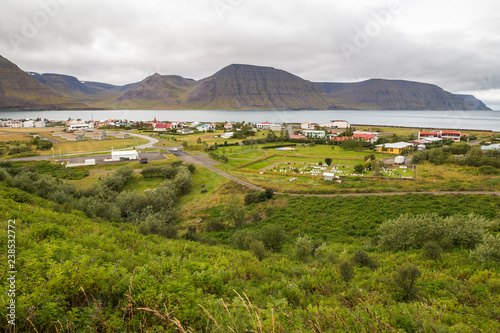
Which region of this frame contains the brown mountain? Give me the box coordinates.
[112,73,196,109]
[0,56,87,110]
[183,64,341,110]
[315,79,491,111]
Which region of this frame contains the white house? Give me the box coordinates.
[196,124,215,132]
[68,121,90,131]
[302,130,326,138]
[34,121,46,128]
[331,120,350,129]
[323,172,335,181]
[221,132,234,139]
[9,121,23,128]
[256,122,271,130]
[224,123,233,130]
[301,122,315,130]
[111,150,139,161]
[23,120,34,128]
[270,124,283,131]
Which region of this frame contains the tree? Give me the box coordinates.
[264,188,274,199]
[354,164,364,173]
[261,224,285,252]
[197,137,202,144]
[221,198,246,227]
[325,158,332,166]
[338,260,354,283]
[294,235,314,261]
[394,264,422,301]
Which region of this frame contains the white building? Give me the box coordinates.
[111,150,139,161]
[221,132,234,139]
[9,121,23,128]
[34,121,46,128]
[270,124,283,131]
[301,122,315,130]
[256,122,271,130]
[331,120,350,129]
[196,124,215,132]
[302,130,326,138]
[23,120,34,128]
[68,121,90,131]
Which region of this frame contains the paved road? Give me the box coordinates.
[128,132,159,148]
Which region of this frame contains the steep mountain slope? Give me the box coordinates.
[112,73,196,109]
[456,94,491,111]
[0,55,87,110]
[183,64,340,110]
[315,79,491,110]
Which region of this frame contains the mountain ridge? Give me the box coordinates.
[0,55,491,111]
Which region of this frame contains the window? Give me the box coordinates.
[390,148,393,152]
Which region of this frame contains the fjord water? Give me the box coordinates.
[1,110,499,131]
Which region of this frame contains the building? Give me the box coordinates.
[440,131,463,142]
[196,124,215,132]
[330,136,349,142]
[270,124,283,131]
[68,121,90,131]
[301,122,315,130]
[289,134,306,139]
[221,132,234,139]
[256,122,271,130]
[153,123,169,131]
[302,130,326,139]
[66,135,84,141]
[115,133,130,139]
[177,128,194,135]
[92,134,108,140]
[224,123,233,130]
[111,150,138,161]
[353,134,378,143]
[34,121,46,128]
[52,132,64,137]
[375,142,413,154]
[331,120,350,129]
[481,144,500,151]
[23,120,34,128]
[9,121,23,128]
[418,131,440,140]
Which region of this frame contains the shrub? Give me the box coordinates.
[378,213,491,251]
[394,264,422,301]
[264,188,274,199]
[221,198,246,228]
[352,250,378,270]
[338,260,354,283]
[479,165,499,175]
[232,229,259,250]
[244,192,259,204]
[354,164,364,173]
[248,240,267,261]
[471,234,500,263]
[294,235,313,262]
[422,242,442,261]
[261,224,285,252]
[315,243,336,263]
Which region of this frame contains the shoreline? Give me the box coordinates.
[351,124,496,132]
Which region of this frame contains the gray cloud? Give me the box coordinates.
[1,0,499,108]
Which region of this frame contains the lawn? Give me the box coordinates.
[38,136,149,155]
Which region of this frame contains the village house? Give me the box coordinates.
[9,121,23,128]
[66,135,84,141]
[197,124,215,132]
[23,120,35,128]
[34,121,46,128]
[353,133,378,143]
[270,123,283,131]
[375,142,413,154]
[115,132,130,139]
[330,136,349,142]
[224,123,233,130]
[302,130,326,139]
[301,122,315,130]
[177,128,194,135]
[256,122,271,130]
[418,131,463,142]
[92,134,108,140]
[331,120,351,129]
[153,123,170,131]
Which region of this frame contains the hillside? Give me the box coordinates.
[112,73,196,109]
[0,56,88,110]
[183,64,341,110]
[315,79,491,110]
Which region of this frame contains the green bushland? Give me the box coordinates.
[1,167,500,331]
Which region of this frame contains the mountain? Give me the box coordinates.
[112,73,195,109]
[315,79,491,111]
[183,64,340,110]
[0,56,87,110]
[456,94,491,111]
[28,72,96,96]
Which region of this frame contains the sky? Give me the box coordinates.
[1,0,499,109]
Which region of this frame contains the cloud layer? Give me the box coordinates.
[1,0,499,108]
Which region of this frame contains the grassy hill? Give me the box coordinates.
[1,162,500,332]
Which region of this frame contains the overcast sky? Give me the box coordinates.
[1,0,499,108]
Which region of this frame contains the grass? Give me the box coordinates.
[37,136,148,155]
[121,175,166,192]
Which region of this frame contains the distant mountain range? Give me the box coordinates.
[0,55,491,111]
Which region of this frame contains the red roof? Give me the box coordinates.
[154,123,168,129]
[330,136,349,141]
[290,135,306,139]
[262,122,271,125]
[441,131,461,135]
[419,132,439,135]
[353,134,376,140]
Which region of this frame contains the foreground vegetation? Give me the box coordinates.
[1,163,500,331]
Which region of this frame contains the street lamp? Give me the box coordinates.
[51,147,54,159]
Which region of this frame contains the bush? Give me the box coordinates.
[479,165,499,175]
[352,250,378,270]
[394,264,422,301]
[221,198,246,228]
[264,188,274,199]
[232,229,259,250]
[294,235,314,261]
[244,192,259,204]
[354,164,364,173]
[422,242,442,261]
[248,240,267,260]
[315,243,336,263]
[338,260,354,283]
[378,213,492,251]
[471,234,500,263]
[261,224,285,252]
